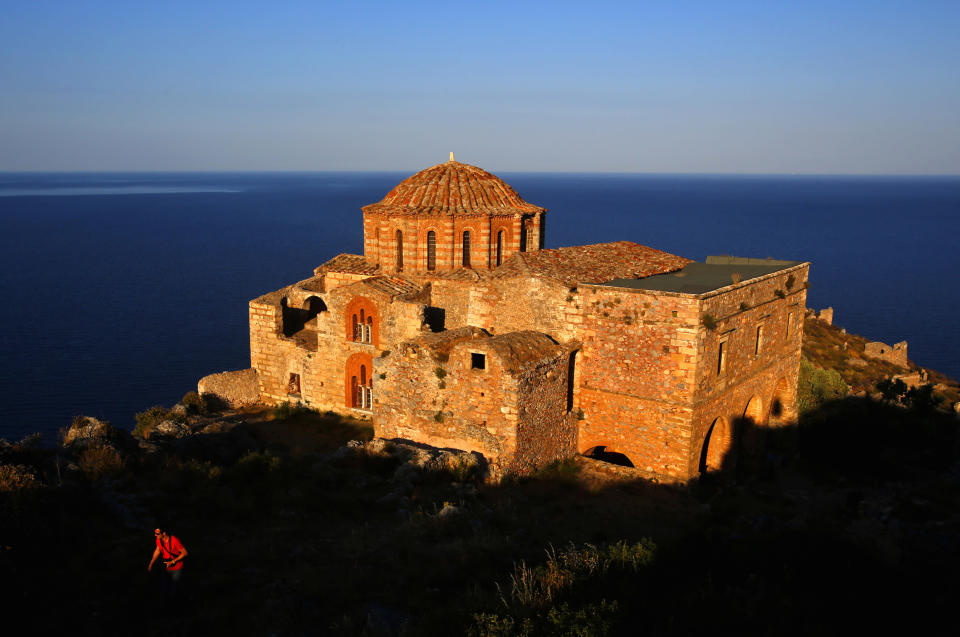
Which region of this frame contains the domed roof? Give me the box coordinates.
[362,158,546,217]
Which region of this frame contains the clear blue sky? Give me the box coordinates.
[1,0,958,173]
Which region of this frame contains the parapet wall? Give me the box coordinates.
[864,340,908,367]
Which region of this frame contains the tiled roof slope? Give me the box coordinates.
[314,254,380,276]
[362,160,546,217]
[492,241,692,286]
[360,275,422,298]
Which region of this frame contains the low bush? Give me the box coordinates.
[0,463,42,492]
[78,445,124,481]
[798,359,849,415]
[133,406,177,439]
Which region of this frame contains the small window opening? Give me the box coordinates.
[471,352,486,370]
[396,230,403,270]
[717,341,727,376]
[462,230,471,268]
[786,312,793,338]
[496,230,504,266]
[427,230,436,271]
[519,220,528,252]
[287,373,301,396]
[755,325,763,357]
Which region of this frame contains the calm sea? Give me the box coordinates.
[1,172,958,442]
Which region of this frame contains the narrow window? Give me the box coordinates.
[755,325,763,357]
[496,230,504,266]
[350,375,358,407]
[352,314,359,341]
[717,341,727,376]
[427,230,436,271]
[567,352,576,411]
[471,352,486,370]
[287,373,301,396]
[396,230,403,270]
[519,220,528,252]
[360,365,371,410]
[462,231,471,268]
[364,316,373,343]
[786,312,793,339]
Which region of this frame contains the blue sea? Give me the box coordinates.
[1,172,959,443]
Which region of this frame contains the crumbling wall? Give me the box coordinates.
[864,341,908,367]
[198,368,260,406]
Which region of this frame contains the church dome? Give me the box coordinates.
[362,158,546,217]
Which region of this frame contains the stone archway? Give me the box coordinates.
[699,417,732,473]
[768,378,791,427]
[744,395,764,426]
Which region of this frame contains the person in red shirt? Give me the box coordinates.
[148,527,188,597]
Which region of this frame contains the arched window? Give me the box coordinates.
[350,375,359,408]
[359,365,372,410]
[365,316,373,344]
[496,230,504,266]
[427,230,436,271]
[462,230,471,268]
[519,220,528,252]
[352,313,359,341]
[396,229,403,270]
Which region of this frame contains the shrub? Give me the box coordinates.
[798,359,849,415]
[272,401,314,420]
[434,411,445,423]
[435,367,447,379]
[181,391,218,415]
[701,313,717,330]
[739,302,751,312]
[78,445,124,480]
[774,289,786,299]
[786,274,796,289]
[0,464,41,492]
[134,406,175,439]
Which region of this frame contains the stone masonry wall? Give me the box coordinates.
[689,264,808,477]
[374,330,573,477]
[574,285,701,477]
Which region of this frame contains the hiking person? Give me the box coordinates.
[148,527,188,598]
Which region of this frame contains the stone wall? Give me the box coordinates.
[864,340,908,367]
[197,368,260,406]
[374,329,574,477]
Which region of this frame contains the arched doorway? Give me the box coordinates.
[699,417,732,473]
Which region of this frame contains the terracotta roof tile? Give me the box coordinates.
[362,161,545,217]
[491,241,692,286]
[315,254,380,276]
[360,275,422,298]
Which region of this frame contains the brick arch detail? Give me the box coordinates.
[343,296,380,348]
[344,351,374,408]
[419,223,444,270]
[743,395,764,426]
[700,416,732,473]
[458,224,478,267]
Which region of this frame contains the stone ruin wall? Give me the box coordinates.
[574,285,702,478]
[863,340,908,367]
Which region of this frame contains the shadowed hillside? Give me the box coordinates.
[2,325,959,635]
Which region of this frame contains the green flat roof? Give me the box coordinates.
[603,256,802,295]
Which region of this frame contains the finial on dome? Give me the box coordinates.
[449,151,455,162]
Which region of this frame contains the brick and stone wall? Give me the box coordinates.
[374,328,574,478]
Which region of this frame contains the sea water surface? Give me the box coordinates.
[1,172,958,442]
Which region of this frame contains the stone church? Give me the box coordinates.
[200,155,808,481]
